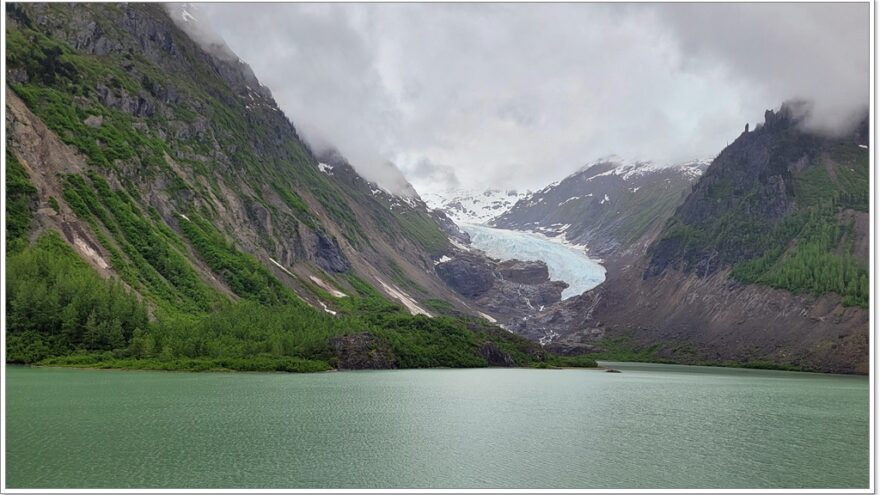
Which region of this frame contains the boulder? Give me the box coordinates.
[330,333,396,370]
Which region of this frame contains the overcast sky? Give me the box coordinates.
[190,3,868,196]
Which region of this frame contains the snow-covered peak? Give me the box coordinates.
[422,188,530,225]
[573,157,711,183]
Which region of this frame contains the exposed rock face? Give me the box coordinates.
[314,233,351,273]
[436,251,567,328]
[533,262,868,374]
[479,341,515,367]
[330,333,396,370]
[435,253,495,298]
[429,208,471,244]
[496,260,549,284]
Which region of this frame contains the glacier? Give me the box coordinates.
[461,223,606,299]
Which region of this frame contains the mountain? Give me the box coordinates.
[422,188,529,225]
[493,159,709,257]
[5,3,596,371]
[519,103,869,373]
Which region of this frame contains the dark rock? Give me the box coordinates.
[497,259,549,284]
[435,254,495,298]
[429,208,470,244]
[479,341,515,367]
[605,368,621,373]
[330,333,396,370]
[314,232,351,273]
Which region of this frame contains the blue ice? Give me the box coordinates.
[461,224,606,300]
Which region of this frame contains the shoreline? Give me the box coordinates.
[8,362,607,375]
[7,360,865,376]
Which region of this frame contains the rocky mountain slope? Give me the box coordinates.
[5,3,587,371]
[493,159,709,257]
[520,103,869,373]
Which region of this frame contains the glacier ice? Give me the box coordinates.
[461,224,606,300]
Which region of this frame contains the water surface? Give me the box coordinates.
[5,363,868,488]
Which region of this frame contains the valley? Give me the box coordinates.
[2,2,870,492]
[3,3,869,377]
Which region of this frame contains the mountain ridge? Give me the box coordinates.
[6,2,592,371]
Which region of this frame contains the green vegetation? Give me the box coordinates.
[5,151,37,252]
[7,233,549,372]
[391,209,451,256]
[6,232,149,363]
[732,206,868,307]
[728,148,869,307]
[177,213,293,305]
[62,173,222,314]
[654,144,868,307]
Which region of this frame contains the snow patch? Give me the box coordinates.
[377,279,431,317]
[318,301,337,316]
[859,144,868,149]
[309,275,347,298]
[477,312,497,323]
[318,163,333,174]
[434,255,452,265]
[73,237,109,270]
[269,258,294,277]
[179,214,190,222]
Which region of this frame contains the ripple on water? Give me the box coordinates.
[4,365,869,489]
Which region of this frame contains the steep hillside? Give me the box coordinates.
[518,103,869,373]
[5,3,583,371]
[493,159,708,257]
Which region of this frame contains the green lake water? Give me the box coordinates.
[4,362,869,489]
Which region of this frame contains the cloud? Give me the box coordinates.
[654,3,869,136]
[401,157,461,192]
[192,3,868,195]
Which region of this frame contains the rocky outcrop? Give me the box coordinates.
[313,232,351,273]
[496,260,549,284]
[429,208,471,244]
[435,252,496,298]
[329,333,396,370]
[479,341,515,367]
[436,251,567,329]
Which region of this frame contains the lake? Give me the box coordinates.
[461,223,606,299]
[4,363,868,489]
